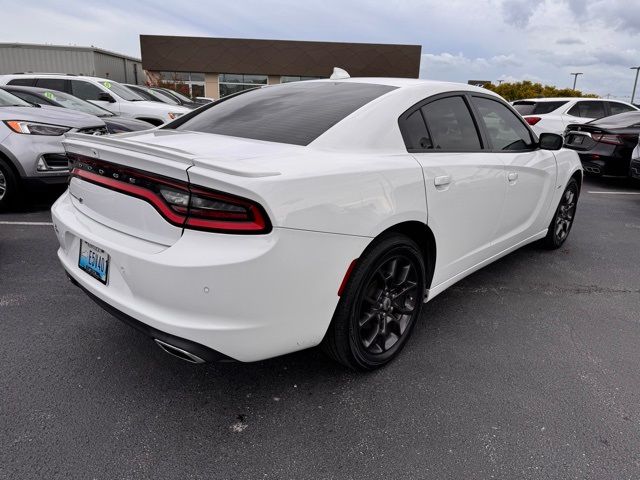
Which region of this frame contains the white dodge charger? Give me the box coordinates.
[52,78,582,370]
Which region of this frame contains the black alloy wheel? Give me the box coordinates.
[322,233,426,370]
[542,178,579,249]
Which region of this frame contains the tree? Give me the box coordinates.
[482,80,599,101]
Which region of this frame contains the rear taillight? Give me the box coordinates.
[68,153,271,234]
[524,116,542,126]
[591,133,624,145]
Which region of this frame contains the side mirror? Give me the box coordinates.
[98,92,115,103]
[539,132,563,150]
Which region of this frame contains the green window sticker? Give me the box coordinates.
[102,81,112,89]
[44,91,56,100]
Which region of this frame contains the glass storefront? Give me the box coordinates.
[281,75,322,83]
[157,72,205,98]
[219,73,268,98]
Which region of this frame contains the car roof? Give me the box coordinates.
[517,97,630,104]
[0,73,111,82]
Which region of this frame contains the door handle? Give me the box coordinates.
[434,175,451,187]
[507,171,518,182]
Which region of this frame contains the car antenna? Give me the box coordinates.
[330,67,350,80]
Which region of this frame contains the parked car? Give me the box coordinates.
[0,74,190,126]
[564,111,640,176]
[52,79,582,370]
[630,141,640,180]
[123,84,199,110]
[0,89,107,210]
[513,98,638,135]
[152,87,210,107]
[0,85,154,134]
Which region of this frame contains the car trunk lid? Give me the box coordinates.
[63,132,196,246]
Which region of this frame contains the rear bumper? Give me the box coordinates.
[52,190,369,362]
[67,273,230,362]
[577,153,631,176]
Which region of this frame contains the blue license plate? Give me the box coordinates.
[78,240,109,284]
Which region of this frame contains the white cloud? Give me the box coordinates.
[0,0,638,97]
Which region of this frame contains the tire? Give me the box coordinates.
[0,158,19,212]
[541,178,579,249]
[322,233,427,371]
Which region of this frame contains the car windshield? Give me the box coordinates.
[40,90,114,117]
[161,89,192,103]
[147,89,180,105]
[99,80,145,101]
[0,89,32,107]
[174,82,396,146]
[513,101,568,115]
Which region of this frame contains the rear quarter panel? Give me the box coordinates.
[187,151,428,238]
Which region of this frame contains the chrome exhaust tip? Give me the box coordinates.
[154,339,206,364]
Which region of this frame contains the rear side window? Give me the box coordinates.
[175,82,396,146]
[401,110,432,150]
[420,96,481,151]
[567,101,606,119]
[472,97,534,151]
[608,102,636,116]
[71,80,105,101]
[35,78,68,92]
[512,101,568,115]
[7,78,36,87]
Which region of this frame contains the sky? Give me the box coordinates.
[2,0,640,99]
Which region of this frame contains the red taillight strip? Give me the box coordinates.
[69,157,272,234]
[71,168,187,226]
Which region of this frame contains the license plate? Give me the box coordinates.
[572,135,584,145]
[78,240,109,284]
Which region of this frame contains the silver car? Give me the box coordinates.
[0,89,106,210]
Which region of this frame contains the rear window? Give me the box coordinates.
[174,82,397,146]
[512,101,568,115]
[7,78,36,87]
[589,111,640,128]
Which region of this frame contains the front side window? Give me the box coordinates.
[71,80,104,101]
[421,96,481,151]
[472,97,534,151]
[567,101,606,119]
[608,102,636,116]
[175,82,396,146]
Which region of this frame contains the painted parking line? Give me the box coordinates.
[587,191,640,195]
[0,221,54,226]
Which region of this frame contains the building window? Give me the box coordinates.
[155,71,205,98]
[219,73,268,98]
[280,75,322,83]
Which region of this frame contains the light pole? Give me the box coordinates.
[570,72,583,90]
[630,67,640,104]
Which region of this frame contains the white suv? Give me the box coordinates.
[512,97,638,135]
[0,74,189,126]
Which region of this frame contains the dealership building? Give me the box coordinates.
[140,35,422,99]
[0,43,143,84]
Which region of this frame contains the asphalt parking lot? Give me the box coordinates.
[1,176,639,480]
